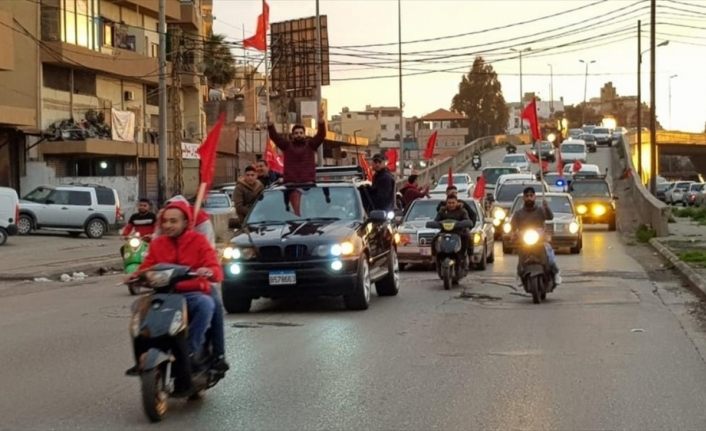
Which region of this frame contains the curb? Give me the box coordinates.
[649,238,706,296]
[0,257,123,281]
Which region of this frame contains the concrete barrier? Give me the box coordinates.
[614,133,670,236]
[394,135,498,188]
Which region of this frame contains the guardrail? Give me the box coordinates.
[394,135,498,188]
[614,133,670,236]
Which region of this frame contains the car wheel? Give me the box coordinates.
[0,228,7,246]
[17,214,33,235]
[85,219,106,239]
[222,291,252,313]
[475,243,487,270]
[376,249,400,296]
[570,237,582,254]
[344,256,371,310]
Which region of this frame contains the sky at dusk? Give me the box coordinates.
[213,0,706,132]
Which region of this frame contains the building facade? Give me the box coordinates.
[416,109,468,157]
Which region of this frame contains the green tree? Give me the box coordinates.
[203,33,236,88]
[451,57,508,140]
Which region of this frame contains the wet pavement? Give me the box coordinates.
[3,146,706,429]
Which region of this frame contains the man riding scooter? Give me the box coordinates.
[435,193,472,270]
[124,200,224,396]
[510,187,562,287]
[120,198,156,254]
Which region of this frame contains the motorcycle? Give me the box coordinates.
[506,143,517,154]
[516,228,555,304]
[472,155,481,170]
[426,219,474,290]
[123,233,149,295]
[127,264,225,422]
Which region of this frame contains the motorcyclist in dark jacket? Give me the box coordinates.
[369,153,396,212]
[435,194,471,269]
[510,187,561,285]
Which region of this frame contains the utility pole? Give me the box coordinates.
[548,63,554,115]
[649,0,657,195]
[397,0,404,179]
[158,0,168,204]
[315,0,324,166]
[170,26,183,195]
[637,20,642,179]
[511,47,530,134]
[579,59,595,125]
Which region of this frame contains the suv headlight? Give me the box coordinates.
[569,221,580,234]
[592,205,606,216]
[223,247,256,260]
[331,241,355,256]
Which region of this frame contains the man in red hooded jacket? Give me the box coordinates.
[133,200,223,359]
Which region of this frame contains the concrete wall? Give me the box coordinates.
[20,161,140,218]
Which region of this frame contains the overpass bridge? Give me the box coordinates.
[628,130,706,183]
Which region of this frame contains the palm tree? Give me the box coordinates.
[203,33,236,88]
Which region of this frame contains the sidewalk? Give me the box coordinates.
[650,212,706,295]
[0,233,123,280]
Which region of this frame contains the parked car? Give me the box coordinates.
[190,192,235,216]
[560,140,587,163]
[501,192,583,254]
[18,184,122,238]
[590,127,613,146]
[530,140,556,162]
[220,166,399,313]
[665,181,694,205]
[0,187,20,245]
[655,181,674,202]
[501,153,531,171]
[397,197,494,270]
[490,180,547,239]
[681,183,705,207]
[430,173,473,197]
[577,134,597,153]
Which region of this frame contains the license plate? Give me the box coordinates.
[420,247,431,256]
[269,271,296,286]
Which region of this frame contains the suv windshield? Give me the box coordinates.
[570,181,611,197]
[248,187,362,223]
[483,167,520,185]
[23,187,53,203]
[511,195,573,215]
[438,175,469,185]
[496,183,542,202]
[562,144,585,153]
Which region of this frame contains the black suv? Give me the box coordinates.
[221,166,400,313]
[569,175,617,231]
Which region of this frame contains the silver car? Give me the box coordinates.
[18,184,122,238]
[501,153,531,172]
[397,198,495,270]
[682,183,705,207]
[665,181,694,205]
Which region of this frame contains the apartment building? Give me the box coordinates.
[0,0,210,209]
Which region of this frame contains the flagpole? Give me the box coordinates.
[534,98,545,200]
[263,0,270,123]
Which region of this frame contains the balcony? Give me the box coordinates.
[113,0,181,20]
[176,1,203,31]
[38,138,159,159]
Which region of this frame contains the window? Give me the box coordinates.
[151,43,159,58]
[43,64,71,91]
[95,188,115,205]
[102,21,114,47]
[60,0,100,50]
[47,190,71,205]
[68,191,92,206]
[394,124,400,130]
[381,124,387,131]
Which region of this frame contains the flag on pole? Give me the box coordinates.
[572,160,583,173]
[385,148,398,172]
[358,153,373,180]
[423,131,438,160]
[521,97,542,141]
[197,113,225,193]
[265,139,284,174]
[243,0,269,51]
[526,150,539,164]
[556,145,564,175]
[473,175,486,200]
[447,165,454,188]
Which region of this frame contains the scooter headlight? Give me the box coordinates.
[569,221,580,234]
[522,229,540,246]
[128,238,141,248]
[168,310,184,336]
[493,208,506,221]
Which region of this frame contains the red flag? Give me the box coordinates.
[423,131,438,160]
[540,160,549,173]
[525,150,539,164]
[265,139,284,174]
[447,165,454,188]
[473,176,486,200]
[358,153,373,180]
[243,1,269,51]
[385,148,398,172]
[521,98,541,141]
[572,160,583,173]
[556,147,564,175]
[197,113,225,193]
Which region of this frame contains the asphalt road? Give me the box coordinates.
[3,144,706,429]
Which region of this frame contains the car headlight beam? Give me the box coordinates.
[522,229,540,246]
[592,205,606,216]
[569,221,580,234]
[493,208,506,220]
[473,233,482,245]
[503,223,512,234]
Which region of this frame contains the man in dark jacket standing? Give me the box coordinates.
[399,174,429,210]
[233,166,265,221]
[370,153,396,212]
[266,108,326,184]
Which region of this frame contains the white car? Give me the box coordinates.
[563,163,602,177]
[501,153,530,172]
[0,187,19,245]
[665,181,694,205]
[430,173,473,196]
[591,127,613,146]
[497,173,536,188]
[560,140,587,163]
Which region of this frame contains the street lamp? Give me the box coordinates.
[579,59,596,125]
[669,74,678,129]
[511,47,531,134]
[547,63,554,115]
[353,129,362,166]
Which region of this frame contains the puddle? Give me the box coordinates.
[231,321,303,328]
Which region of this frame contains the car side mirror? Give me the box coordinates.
[228,218,241,229]
[368,210,387,223]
